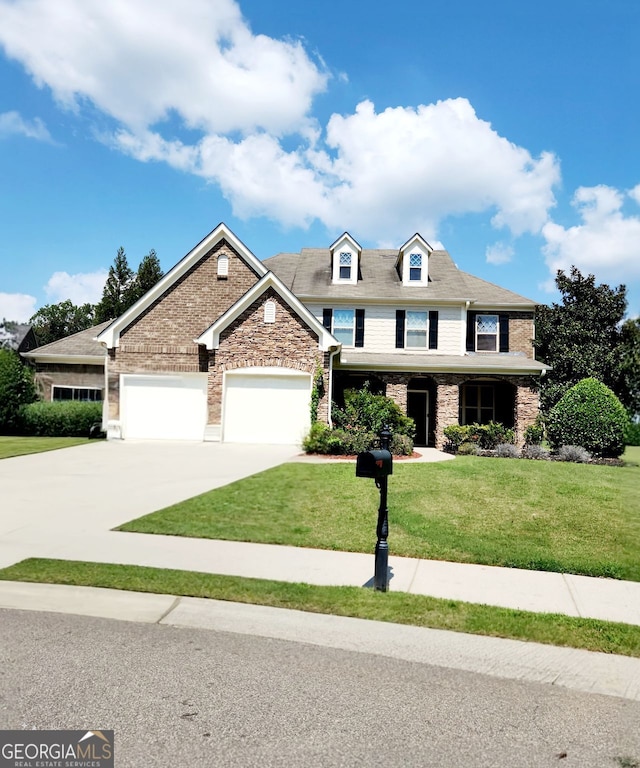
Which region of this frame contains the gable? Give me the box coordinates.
[197,272,337,352]
[97,224,267,349]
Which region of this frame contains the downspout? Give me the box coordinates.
[99,341,109,433]
[463,300,470,354]
[327,345,341,428]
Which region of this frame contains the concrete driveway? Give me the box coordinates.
[0,440,300,568]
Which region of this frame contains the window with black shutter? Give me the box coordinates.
[395,310,405,348]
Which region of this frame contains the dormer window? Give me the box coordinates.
[397,234,432,286]
[330,232,361,285]
[409,253,422,281]
[339,252,352,280]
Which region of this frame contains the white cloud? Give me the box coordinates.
[0,292,37,322]
[0,110,52,141]
[542,185,640,288]
[0,1,560,245]
[486,242,514,265]
[115,99,560,244]
[0,0,328,136]
[44,270,108,305]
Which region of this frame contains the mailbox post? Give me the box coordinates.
[356,426,393,592]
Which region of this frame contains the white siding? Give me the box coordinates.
[306,303,464,355]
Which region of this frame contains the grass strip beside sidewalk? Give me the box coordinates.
[0,436,92,459]
[1,558,639,658]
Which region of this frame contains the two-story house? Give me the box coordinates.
[25,224,548,448]
[265,232,547,448]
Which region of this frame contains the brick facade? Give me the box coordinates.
[106,239,263,421]
[207,289,326,426]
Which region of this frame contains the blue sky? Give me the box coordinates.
[1,0,639,323]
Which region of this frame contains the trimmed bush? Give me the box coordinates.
[332,386,415,439]
[522,444,550,460]
[546,378,627,457]
[496,443,520,458]
[557,445,592,463]
[457,441,478,456]
[444,421,514,452]
[20,401,102,437]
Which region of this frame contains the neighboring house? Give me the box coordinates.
[24,224,548,447]
[0,322,38,355]
[22,321,110,402]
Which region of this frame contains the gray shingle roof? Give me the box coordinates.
[24,321,111,359]
[337,351,549,373]
[263,248,536,305]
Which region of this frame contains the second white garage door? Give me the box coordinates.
[223,368,312,444]
[121,374,207,440]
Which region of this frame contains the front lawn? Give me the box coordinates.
[120,448,640,581]
[0,436,94,459]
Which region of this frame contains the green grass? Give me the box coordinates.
[1,558,639,658]
[0,436,94,459]
[119,448,640,582]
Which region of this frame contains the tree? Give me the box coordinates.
[128,249,164,305]
[618,317,640,417]
[95,247,134,323]
[28,300,96,347]
[534,267,628,413]
[0,348,37,433]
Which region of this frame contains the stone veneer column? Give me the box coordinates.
[385,375,408,413]
[434,376,460,449]
[514,378,539,446]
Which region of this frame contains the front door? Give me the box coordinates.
[407,390,429,446]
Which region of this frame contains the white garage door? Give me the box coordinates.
[223,368,311,444]
[121,374,207,440]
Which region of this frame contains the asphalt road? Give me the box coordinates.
[1,609,638,768]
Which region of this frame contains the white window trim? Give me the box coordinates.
[405,310,428,348]
[52,385,102,402]
[476,314,499,352]
[332,308,355,347]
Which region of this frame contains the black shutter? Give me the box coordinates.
[466,311,477,351]
[322,308,332,331]
[395,310,405,348]
[499,314,509,352]
[428,310,439,349]
[355,309,365,347]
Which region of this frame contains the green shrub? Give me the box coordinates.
[444,421,514,451]
[457,441,478,456]
[0,349,37,433]
[524,417,545,446]
[302,422,343,454]
[390,433,414,456]
[443,424,470,451]
[546,378,627,457]
[625,419,640,446]
[20,401,103,437]
[332,386,415,439]
[470,422,515,449]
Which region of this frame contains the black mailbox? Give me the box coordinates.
[356,449,393,479]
